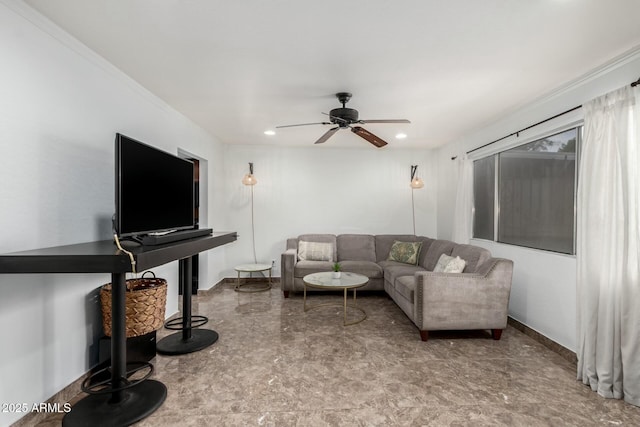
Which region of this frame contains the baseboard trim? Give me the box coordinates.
[507,317,576,365]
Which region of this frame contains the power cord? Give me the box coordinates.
[114,233,137,276]
[112,214,137,277]
[250,184,257,264]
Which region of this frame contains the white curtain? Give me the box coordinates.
[577,85,640,406]
[452,154,474,244]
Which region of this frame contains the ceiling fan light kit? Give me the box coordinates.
[276,92,410,148]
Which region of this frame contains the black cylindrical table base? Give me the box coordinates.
[156,328,219,355]
[62,379,166,427]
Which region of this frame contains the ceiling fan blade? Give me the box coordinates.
[358,119,411,124]
[314,127,339,144]
[276,122,331,129]
[351,126,388,148]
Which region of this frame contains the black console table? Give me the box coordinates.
[0,231,237,426]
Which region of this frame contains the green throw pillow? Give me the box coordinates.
[387,241,423,265]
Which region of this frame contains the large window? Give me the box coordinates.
[473,127,580,254]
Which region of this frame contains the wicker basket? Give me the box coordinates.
[100,271,167,338]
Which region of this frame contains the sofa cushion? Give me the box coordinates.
[422,239,456,271]
[298,241,333,261]
[337,234,376,262]
[339,260,383,279]
[294,260,333,278]
[451,244,491,273]
[379,260,426,285]
[395,276,416,302]
[387,241,423,265]
[298,234,337,261]
[417,237,435,267]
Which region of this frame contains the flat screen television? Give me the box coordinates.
[115,133,195,237]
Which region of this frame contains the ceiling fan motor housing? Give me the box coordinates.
[329,107,359,126]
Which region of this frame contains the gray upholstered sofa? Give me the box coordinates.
[281,234,513,341]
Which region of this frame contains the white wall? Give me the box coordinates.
[436,47,640,351]
[222,144,437,276]
[0,2,228,425]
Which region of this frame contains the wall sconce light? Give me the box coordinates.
[410,165,424,235]
[242,162,257,186]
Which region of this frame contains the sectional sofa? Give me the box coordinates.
[281,234,514,341]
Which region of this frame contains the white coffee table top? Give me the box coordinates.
[303,272,369,290]
[234,263,272,273]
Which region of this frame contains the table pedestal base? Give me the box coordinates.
[234,264,272,293]
[303,286,367,326]
[62,379,166,427]
[156,329,219,355]
[235,281,272,293]
[157,257,219,355]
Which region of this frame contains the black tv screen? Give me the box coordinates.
[115,133,194,237]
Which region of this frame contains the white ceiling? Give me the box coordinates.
[24,0,640,149]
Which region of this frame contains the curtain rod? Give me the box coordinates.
[452,75,640,160]
[452,105,581,160]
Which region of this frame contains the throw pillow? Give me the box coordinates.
[298,241,333,261]
[387,241,422,265]
[433,253,454,273]
[443,256,466,273]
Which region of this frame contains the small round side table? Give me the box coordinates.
[234,263,272,293]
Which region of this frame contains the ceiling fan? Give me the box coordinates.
[276,92,410,148]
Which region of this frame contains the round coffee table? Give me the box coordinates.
[234,263,272,293]
[302,271,368,326]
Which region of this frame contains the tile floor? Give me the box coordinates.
[40,282,640,426]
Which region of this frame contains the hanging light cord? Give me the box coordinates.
[411,188,416,236]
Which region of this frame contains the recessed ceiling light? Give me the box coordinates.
[264,130,275,136]
[395,133,407,139]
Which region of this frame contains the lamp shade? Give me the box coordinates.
[410,165,424,189]
[242,173,257,186]
[242,162,257,186]
[410,177,424,189]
